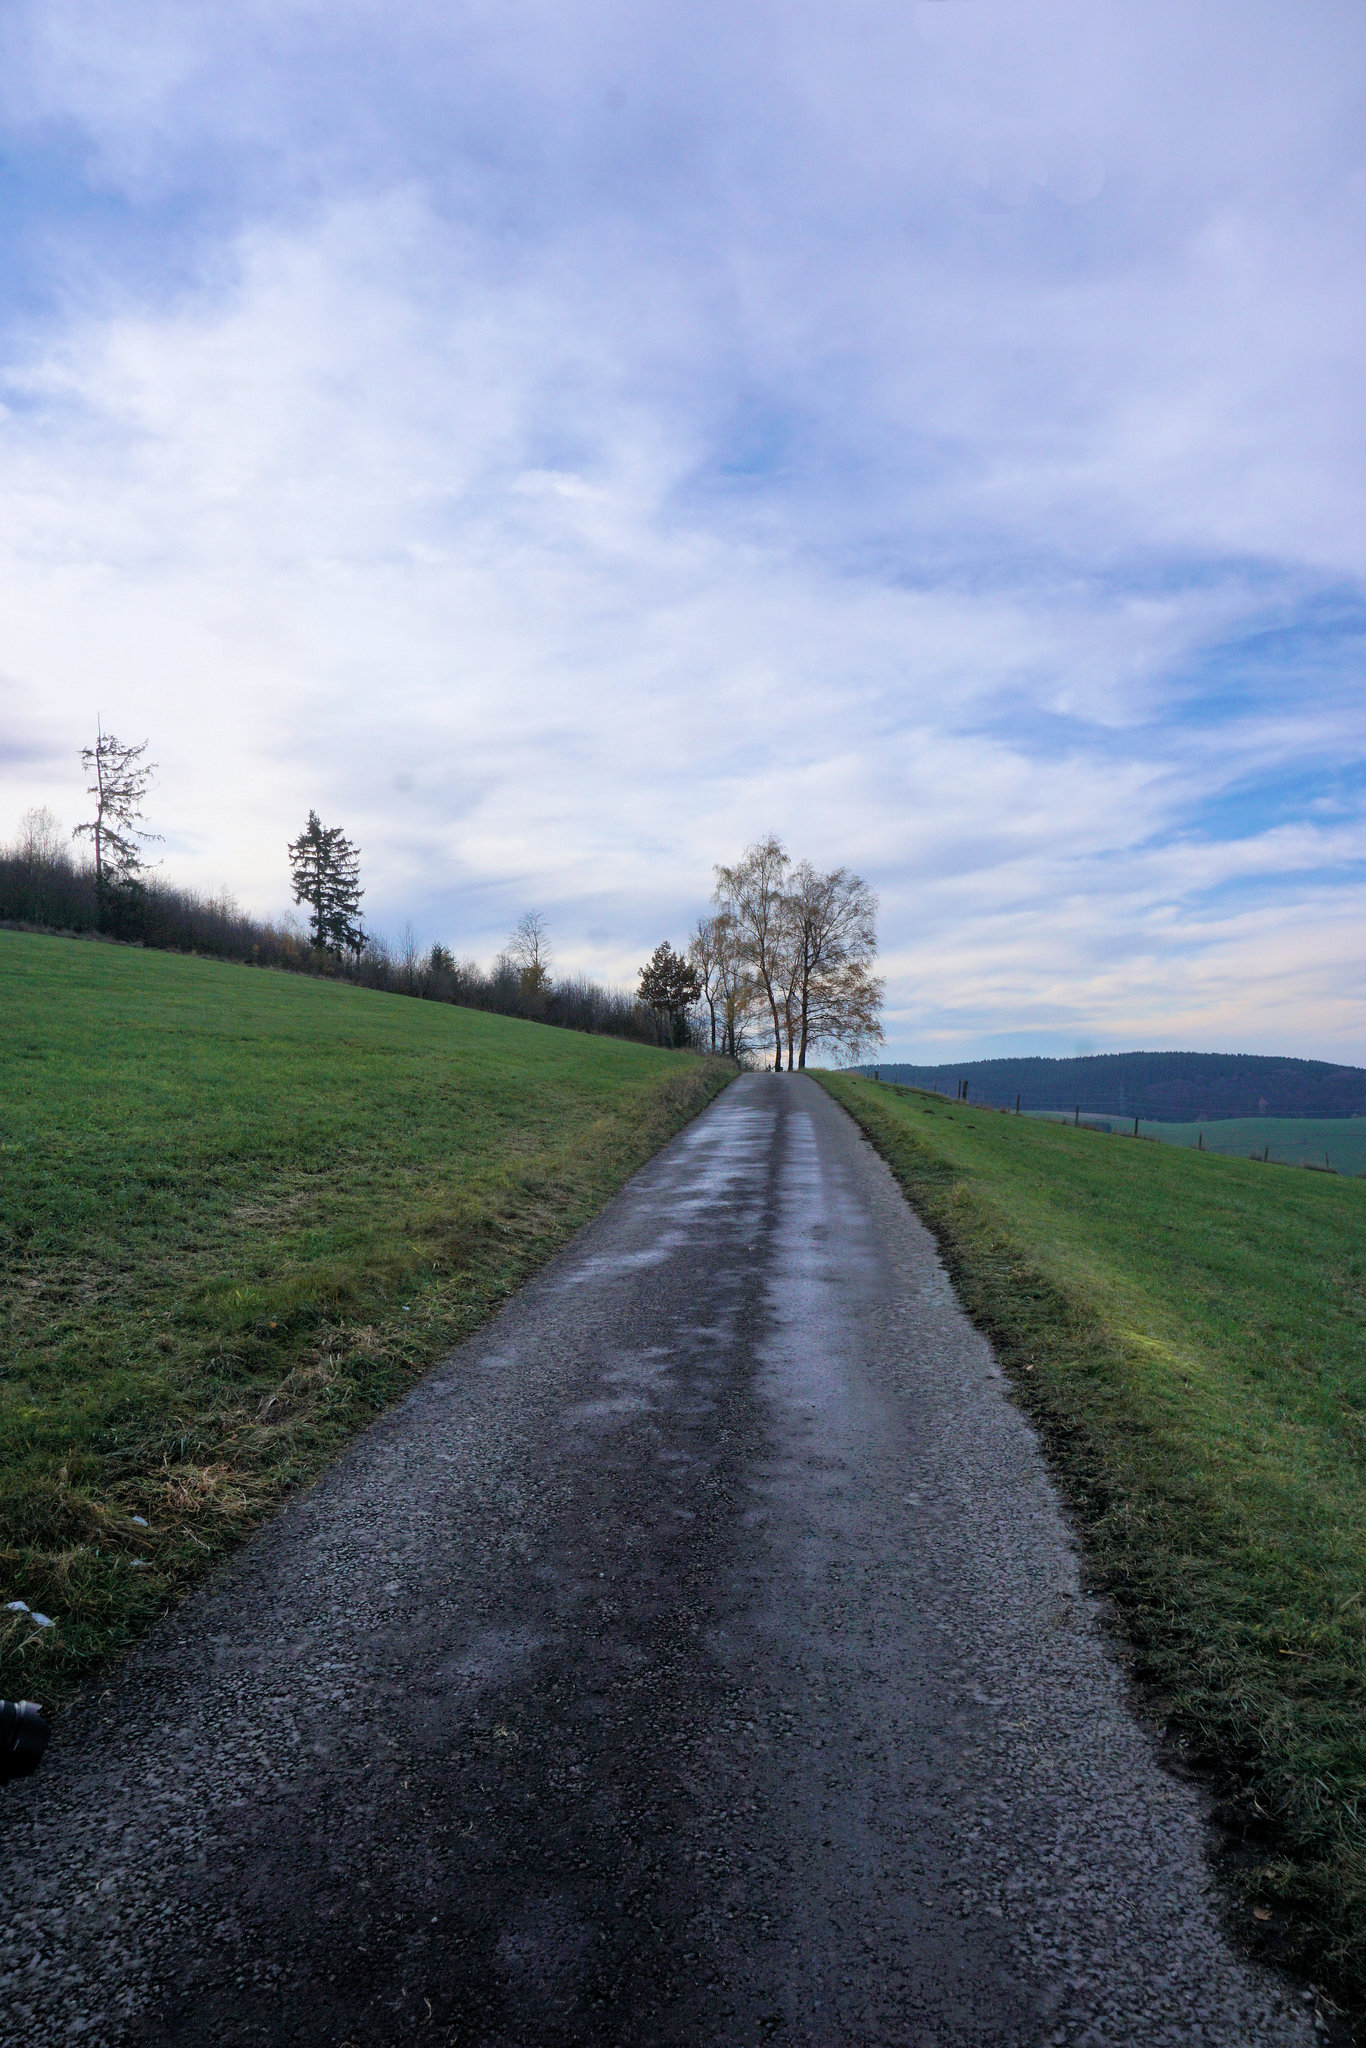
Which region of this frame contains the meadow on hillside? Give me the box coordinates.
[0,932,730,1705]
[824,1073,1366,2008]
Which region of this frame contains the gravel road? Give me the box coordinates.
[0,1072,1315,2045]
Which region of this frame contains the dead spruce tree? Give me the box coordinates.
[73,726,159,923]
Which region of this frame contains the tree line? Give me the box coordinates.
[0,807,675,1046]
[4,731,884,1064]
[0,735,668,1045]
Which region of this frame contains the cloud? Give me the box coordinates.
[1,1,1365,1056]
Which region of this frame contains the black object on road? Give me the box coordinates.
[0,1700,50,1782]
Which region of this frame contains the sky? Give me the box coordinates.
[1,1,1365,1062]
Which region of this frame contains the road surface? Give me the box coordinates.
[0,1073,1312,2045]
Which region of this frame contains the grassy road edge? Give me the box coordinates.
[818,1070,1363,2029]
[5,1036,736,1714]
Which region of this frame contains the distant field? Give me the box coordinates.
[822,1073,1366,2008]
[862,1050,1366,1123]
[1141,1115,1366,1174]
[1027,1108,1366,1175]
[0,932,730,1705]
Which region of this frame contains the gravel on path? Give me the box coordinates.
[0,1072,1315,2045]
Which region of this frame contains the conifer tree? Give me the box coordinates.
[637,940,702,1047]
[287,810,365,957]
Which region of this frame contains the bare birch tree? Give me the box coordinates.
[688,916,720,1052]
[802,952,885,1062]
[507,909,552,1008]
[714,836,790,1071]
[691,909,755,1059]
[785,862,883,1067]
[18,808,64,866]
[716,913,756,1061]
[399,921,421,993]
[711,843,884,1067]
[688,925,720,1056]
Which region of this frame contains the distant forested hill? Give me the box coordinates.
[853,1051,1366,1121]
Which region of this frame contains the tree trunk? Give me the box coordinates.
[762,976,783,1070]
[93,742,105,895]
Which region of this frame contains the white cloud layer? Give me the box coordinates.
[1,0,1364,1057]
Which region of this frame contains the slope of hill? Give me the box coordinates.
[858,1049,1366,1121]
[0,931,731,1706]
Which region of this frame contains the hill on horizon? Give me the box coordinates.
[854,1050,1366,1122]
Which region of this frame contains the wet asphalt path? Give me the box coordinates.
[0,1073,1311,2046]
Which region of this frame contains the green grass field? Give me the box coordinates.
[0,931,730,1707]
[821,1074,1366,2009]
[1027,1108,1366,1175]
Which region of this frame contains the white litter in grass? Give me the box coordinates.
[130,1516,149,1527]
[5,1600,28,1613]
[30,1613,54,1627]
[129,1560,148,1569]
